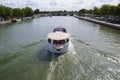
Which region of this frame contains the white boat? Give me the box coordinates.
[47,27,70,53]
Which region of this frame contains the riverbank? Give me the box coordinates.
[0,20,11,24]
[0,17,34,25]
[0,19,21,25]
[74,15,120,30]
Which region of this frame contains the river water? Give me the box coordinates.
[0,16,120,80]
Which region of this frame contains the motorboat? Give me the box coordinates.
[47,27,70,53]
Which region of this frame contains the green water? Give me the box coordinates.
[0,16,120,80]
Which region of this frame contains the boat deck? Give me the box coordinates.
[47,32,70,40]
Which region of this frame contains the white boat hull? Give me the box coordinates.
[47,42,69,54]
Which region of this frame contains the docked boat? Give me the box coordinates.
[47,27,70,53]
[11,18,21,22]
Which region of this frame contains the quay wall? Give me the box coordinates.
[74,15,120,30]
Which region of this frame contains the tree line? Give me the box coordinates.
[79,3,120,16]
[0,5,41,20]
[0,5,74,20]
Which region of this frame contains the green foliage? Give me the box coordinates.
[79,3,120,16]
[0,5,34,19]
[100,4,111,15]
[22,7,34,17]
[116,4,120,15]
[34,9,40,14]
[5,7,13,18]
[93,7,101,15]
[79,9,94,15]
[0,5,5,17]
[0,5,13,19]
[79,9,88,14]
[13,8,24,18]
[109,6,117,15]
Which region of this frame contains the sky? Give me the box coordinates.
[0,0,120,11]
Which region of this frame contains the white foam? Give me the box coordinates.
[69,41,77,55]
[107,57,118,63]
[108,68,120,72]
[47,59,58,80]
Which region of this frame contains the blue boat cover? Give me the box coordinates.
[53,27,66,32]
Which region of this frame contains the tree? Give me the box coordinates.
[34,9,40,14]
[100,4,111,15]
[87,9,93,14]
[109,6,117,15]
[4,7,13,19]
[93,6,101,15]
[22,7,34,17]
[0,5,35,19]
[0,5,5,17]
[79,9,88,14]
[116,4,120,15]
[0,5,13,19]
[13,8,24,18]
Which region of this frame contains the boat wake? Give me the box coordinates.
[46,41,75,80]
[46,54,59,80]
[68,40,77,55]
[45,37,83,80]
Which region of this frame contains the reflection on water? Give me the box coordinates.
[0,16,120,80]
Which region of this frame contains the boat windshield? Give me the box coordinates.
[53,27,66,33]
[52,38,69,45]
[53,40,65,45]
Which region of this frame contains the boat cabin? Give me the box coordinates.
[47,27,69,53]
[47,31,70,45]
[53,27,66,33]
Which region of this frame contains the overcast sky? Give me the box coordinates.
[0,0,120,11]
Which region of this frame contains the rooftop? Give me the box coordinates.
[47,32,70,40]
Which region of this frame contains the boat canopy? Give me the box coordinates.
[53,27,67,33]
[48,32,70,40]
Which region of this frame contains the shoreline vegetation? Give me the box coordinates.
[0,3,120,28]
[0,5,37,24]
[75,3,120,29]
[78,4,120,24]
